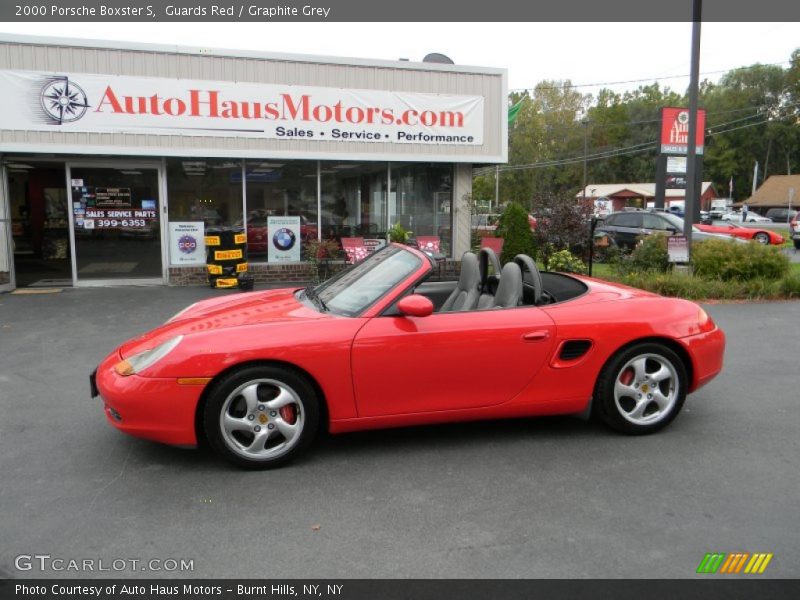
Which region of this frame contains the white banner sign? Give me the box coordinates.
[169,222,206,266]
[0,70,484,146]
[268,216,301,263]
[667,235,689,263]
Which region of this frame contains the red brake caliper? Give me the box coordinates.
[279,405,297,425]
[619,368,634,386]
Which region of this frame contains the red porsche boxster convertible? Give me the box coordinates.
[92,244,725,469]
[695,222,784,245]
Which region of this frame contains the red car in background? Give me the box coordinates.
[92,244,725,469]
[695,222,784,245]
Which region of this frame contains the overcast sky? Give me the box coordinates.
[0,22,798,96]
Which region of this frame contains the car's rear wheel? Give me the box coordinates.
[204,365,319,469]
[594,343,687,435]
[753,231,770,244]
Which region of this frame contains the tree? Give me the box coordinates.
[496,202,536,264]
[532,193,593,265]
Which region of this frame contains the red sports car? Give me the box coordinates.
[92,244,725,469]
[695,222,784,245]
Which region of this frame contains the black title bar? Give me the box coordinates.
[2,0,800,22]
[2,579,800,600]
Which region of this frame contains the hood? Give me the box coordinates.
[119,288,329,358]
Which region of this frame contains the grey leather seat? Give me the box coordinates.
[440,252,480,312]
[513,254,543,306]
[482,262,523,309]
[477,247,503,309]
[478,247,502,293]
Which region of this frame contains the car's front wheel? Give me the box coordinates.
[753,231,770,244]
[204,365,320,469]
[593,343,687,435]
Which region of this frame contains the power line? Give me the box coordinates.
[476,108,798,176]
[509,61,791,93]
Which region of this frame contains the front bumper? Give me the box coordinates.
[93,351,204,447]
[681,326,726,392]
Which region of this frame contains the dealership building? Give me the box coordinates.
[0,34,506,291]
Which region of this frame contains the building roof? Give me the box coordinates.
[578,182,715,199]
[744,175,800,207]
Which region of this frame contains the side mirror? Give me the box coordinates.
[667,227,678,234]
[397,294,434,318]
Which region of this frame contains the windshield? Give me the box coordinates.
[313,246,423,316]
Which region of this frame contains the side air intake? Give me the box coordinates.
[559,340,592,361]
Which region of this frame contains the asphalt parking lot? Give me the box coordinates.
[0,284,798,579]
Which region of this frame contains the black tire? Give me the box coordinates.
[203,365,320,469]
[593,343,687,435]
[753,231,770,245]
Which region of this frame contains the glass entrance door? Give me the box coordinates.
[68,165,163,283]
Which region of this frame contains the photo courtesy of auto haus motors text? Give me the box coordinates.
[0,70,483,144]
[13,583,344,598]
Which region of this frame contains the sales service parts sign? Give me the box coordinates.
[0,70,484,145]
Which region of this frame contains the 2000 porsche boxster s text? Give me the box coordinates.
[92,244,725,469]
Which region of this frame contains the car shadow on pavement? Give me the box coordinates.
[108,416,608,471]
[316,416,605,456]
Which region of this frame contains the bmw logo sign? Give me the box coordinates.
[273,228,296,251]
[178,235,198,254]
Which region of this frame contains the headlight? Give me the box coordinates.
[168,302,198,323]
[114,336,183,376]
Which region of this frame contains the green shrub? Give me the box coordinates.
[546,249,588,274]
[691,239,789,281]
[778,273,800,298]
[610,234,670,276]
[496,201,536,264]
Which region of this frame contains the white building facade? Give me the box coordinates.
[0,34,506,290]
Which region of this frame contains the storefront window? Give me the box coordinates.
[244,161,317,261]
[320,162,388,243]
[390,163,453,255]
[166,159,243,229]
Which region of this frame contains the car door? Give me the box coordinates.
[351,307,557,417]
[608,212,643,248]
[643,213,674,236]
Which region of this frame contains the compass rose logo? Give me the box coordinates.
[39,77,90,124]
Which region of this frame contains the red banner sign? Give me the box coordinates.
[660,107,706,155]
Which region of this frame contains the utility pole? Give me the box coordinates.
[494,164,499,212]
[683,0,702,246]
[582,118,589,206]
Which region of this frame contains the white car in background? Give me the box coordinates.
[790,214,800,249]
[720,211,773,223]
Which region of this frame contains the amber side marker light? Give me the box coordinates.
[114,360,135,376]
[177,378,212,385]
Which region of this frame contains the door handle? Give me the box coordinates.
[522,330,550,342]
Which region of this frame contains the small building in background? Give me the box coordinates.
[578,182,718,214]
[741,175,800,212]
